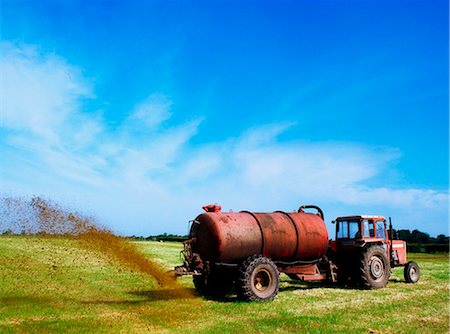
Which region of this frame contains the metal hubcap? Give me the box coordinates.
[369,256,384,280]
[254,269,272,291]
[409,267,418,280]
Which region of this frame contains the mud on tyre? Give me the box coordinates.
[237,255,279,302]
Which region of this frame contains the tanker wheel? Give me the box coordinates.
[237,255,279,302]
[404,261,420,283]
[193,275,207,293]
[193,270,234,297]
[359,246,391,289]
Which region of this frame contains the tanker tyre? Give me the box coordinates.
[193,271,233,297]
[193,275,207,294]
[359,246,391,289]
[404,261,420,283]
[237,255,279,302]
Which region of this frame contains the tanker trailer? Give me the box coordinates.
[175,204,334,301]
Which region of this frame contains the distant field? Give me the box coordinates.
[1,236,449,333]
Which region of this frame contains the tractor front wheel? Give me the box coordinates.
[404,261,420,283]
[359,246,391,289]
[237,255,279,302]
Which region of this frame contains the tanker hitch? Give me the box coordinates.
[174,237,203,277]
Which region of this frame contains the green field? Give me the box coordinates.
[1,236,449,333]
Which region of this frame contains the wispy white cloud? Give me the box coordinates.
[126,93,172,129]
[0,42,93,143]
[1,42,447,235]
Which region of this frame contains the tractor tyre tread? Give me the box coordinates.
[359,245,391,289]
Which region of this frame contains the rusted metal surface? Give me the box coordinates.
[254,212,297,260]
[283,263,319,275]
[190,212,262,263]
[282,263,327,281]
[189,207,328,264]
[286,211,329,260]
[202,204,222,213]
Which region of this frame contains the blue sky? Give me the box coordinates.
[1,0,448,236]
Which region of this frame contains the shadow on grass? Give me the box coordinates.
[192,281,344,303]
[122,277,408,304]
[83,277,409,305]
[181,279,352,303]
[129,288,196,301]
[198,293,241,303]
[1,288,196,312]
[388,278,407,283]
[80,288,196,305]
[0,296,55,306]
[280,276,411,291]
[279,278,346,291]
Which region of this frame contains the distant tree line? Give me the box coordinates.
[127,233,188,242]
[394,229,448,244]
[393,229,449,253]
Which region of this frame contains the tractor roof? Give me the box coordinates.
[336,215,386,221]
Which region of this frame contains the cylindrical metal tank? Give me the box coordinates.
[190,208,329,264]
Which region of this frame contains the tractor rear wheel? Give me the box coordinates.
[237,255,279,302]
[404,261,420,283]
[359,246,391,289]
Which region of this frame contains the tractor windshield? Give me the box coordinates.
[363,219,375,237]
[337,220,360,239]
[376,220,386,239]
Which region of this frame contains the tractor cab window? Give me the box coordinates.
[337,220,360,239]
[363,219,375,237]
[337,221,347,238]
[376,220,386,239]
[349,221,360,238]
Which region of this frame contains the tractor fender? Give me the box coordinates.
[362,242,388,253]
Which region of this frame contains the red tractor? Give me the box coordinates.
[328,215,420,289]
[175,205,420,301]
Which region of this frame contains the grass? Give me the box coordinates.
[1,236,449,333]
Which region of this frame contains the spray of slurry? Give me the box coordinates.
[0,196,189,293]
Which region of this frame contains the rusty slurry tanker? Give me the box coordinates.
[175,204,420,301]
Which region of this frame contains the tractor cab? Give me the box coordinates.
[333,215,387,246]
[328,215,388,254]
